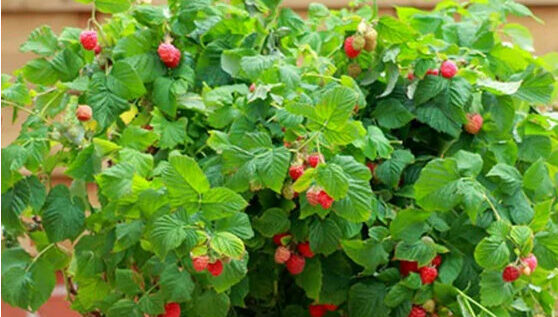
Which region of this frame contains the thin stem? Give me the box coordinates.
[483,193,501,221]
[3,100,51,124]
[296,131,320,152]
[26,243,56,272]
[454,288,497,317]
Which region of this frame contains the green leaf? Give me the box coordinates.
[394,239,438,267]
[315,164,349,200]
[215,213,254,240]
[373,99,414,129]
[474,236,510,269]
[390,209,431,242]
[151,109,188,149]
[138,292,165,315]
[487,163,522,193]
[414,75,448,106]
[377,16,415,43]
[20,25,58,56]
[198,188,248,220]
[479,271,514,307]
[477,78,522,95]
[341,239,389,273]
[165,153,210,197]
[453,150,483,177]
[510,226,533,256]
[50,49,83,82]
[315,86,359,130]
[160,265,195,302]
[152,77,177,117]
[438,254,463,284]
[253,208,290,238]
[309,218,342,256]
[150,212,197,258]
[118,148,153,178]
[119,125,158,151]
[107,61,146,99]
[22,58,59,85]
[523,159,553,201]
[211,232,245,259]
[115,269,142,296]
[514,71,555,104]
[87,73,130,128]
[95,0,131,13]
[107,299,143,317]
[65,144,102,181]
[375,149,414,188]
[42,185,85,242]
[96,163,136,200]
[194,290,230,317]
[353,126,394,160]
[210,257,248,293]
[295,257,322,299]
[414,158,461,211]
[348,282,389,317]
[1,264,55,312]
[114,220,144,252]
[533,231,558,270]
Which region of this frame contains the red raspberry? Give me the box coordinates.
[309,304,327,317]
[76,105,92,122]
[207,260,224,277]
[407,72,415,80]
[307,154,323,168]
[353,104,359,113]
[366,162,377,175]
[158,43,181,68]
[274,246,291,264]
[158,302,180,317]
[317,191,334,209]
[80,30,98,50]
[323,304,338,311]
[289,165,305,181]
[94,45,102,55]
[419,266,438,284]
[408,305,426,317]
[143,124,153,130]
[249,83,256,92]
[306,187,321,206]
[464,113,483,135]
[192,256,209,272]
[431,255,442,268]
[502,265,520,282]
[344,36,361,59]
[426,69,439,76]
[521,254,538,275]
[440,60,458,78]
[399,260,419,276]
[297,242,315,258]
[286,254,306,275]
[272,233,291,246]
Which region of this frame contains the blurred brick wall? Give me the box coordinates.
[2,0,558,316]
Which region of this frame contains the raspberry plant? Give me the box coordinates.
[2,0,558,316]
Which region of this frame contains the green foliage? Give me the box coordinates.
[1,0,557,316]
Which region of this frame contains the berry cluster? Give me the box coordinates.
[287,154,334,209]
[503,254,538,282]
[191,255,225,277]
[343,21,377,59]
[399,255,442,285]
[272,233,315,275]
[80,30,101,53]
[309,303,338,317]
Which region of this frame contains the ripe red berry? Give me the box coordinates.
[192,255,209,272]
[272,233,291,246]
[307,154,323,168]
[286,254,306,275]
[426,69,439,76]
[344,36,361,59]
[464,113,483,135]
[157,43,181,68]
[408,305,427,317]
[274,246,291,264]
[207,260,224,277]
[317,191,334,209]
[407,72,416,80]
[289,165,305,181]
[419,266,438,284]
[306,187,321,206]
[158,302,180,317]
[431,255,442,268]
[80,30,98,50]
[76,105,92,122]
[143,124,153,130]
[249,83,256,92]
[309,304,327,317]
[399,260,419,276]
[323,304,338,311]
[521,254,538,275]
[502,265,520,282]
[366,162,377,175]
[297,242,315,258]
[94,44,102,55]
[440,60,458,78]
